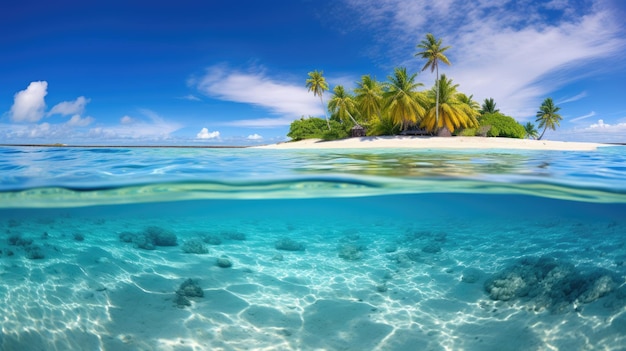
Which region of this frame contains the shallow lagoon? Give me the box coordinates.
[1,146,625,350]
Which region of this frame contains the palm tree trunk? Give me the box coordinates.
[435,66,440,132]
[320,96,330,130]
[346,111,360,127]
[538,126,547,140]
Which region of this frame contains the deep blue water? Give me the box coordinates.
[1,145,625,351]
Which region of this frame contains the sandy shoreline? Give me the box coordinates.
[256,136,608,151]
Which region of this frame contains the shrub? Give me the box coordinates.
[487,125,500,137]
[456,128,477,136]
[479,113,525,138]
[367,116,401,136]
[287,117,329,141]
[287,117,350,141]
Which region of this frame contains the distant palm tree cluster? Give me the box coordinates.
[300,34,563,141]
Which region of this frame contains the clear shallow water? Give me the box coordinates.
[1,145,626,351]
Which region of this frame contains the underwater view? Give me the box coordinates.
[1,145,626,351]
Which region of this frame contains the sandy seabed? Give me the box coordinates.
[256,136,606,151]
[1,194,625,351]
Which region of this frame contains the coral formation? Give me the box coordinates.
[484,256,620,313]
[216,256,233,268]
[25,245,45,260]
[181,239,208,254]
[118,226,178,250]
[8,234,33,247]
[275,238,305,251]
[337,244,365,261]
[175,278,204,308]
[203,235,222,245]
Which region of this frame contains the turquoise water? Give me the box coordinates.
[1,145,625,350]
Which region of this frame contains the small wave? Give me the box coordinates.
[1,176,625,208]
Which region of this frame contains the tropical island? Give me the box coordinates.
[279,34,580,149]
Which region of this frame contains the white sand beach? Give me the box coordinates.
[256,136,607,151]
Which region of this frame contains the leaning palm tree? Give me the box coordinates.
[383,67,425,131]
[415,33,451,129]
[354,75,383,122]
[523,122,539,140]
[328,85,360,126]
[480,98,499,115]
[306,70,330,129]
[535,97,562,140]
[421,75,479,133]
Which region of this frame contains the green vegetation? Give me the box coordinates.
[536,98,563,140]
[421,75,479,133]
[328,85,360,126]
[292,35,558,141]
[287,117,349,141]
[480,98,499,115]
[305,70,330,130]
[524,122,539,140]
[479,113,526,138]
[416,33,452,129]
[383,67,425,131]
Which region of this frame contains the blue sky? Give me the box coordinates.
[1,0,625,145]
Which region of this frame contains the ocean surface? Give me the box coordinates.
[1,145,625,351]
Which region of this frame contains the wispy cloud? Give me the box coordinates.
[49,96,90,116]
[179,94,202,101]
[194,64,323,118]
[66,115,95,127]
[558,91,587,104]
[221,116,296,128]
[9,81,48,122]
[247,133,263,140]
[570,111,596,123]
[88,109,182,141]
[339,0,625,120]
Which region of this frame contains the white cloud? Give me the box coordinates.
[120,115,134,124]
[557,91,587,104]
[88,109,182,140]
[552,119,626,143]
[570,111,596,123]
[196,127,220,139]
[195,64,324,118]
[9,81,48,122]
[340,0,625,120]
[49,96,90,116]
[247,133,263,140]
[222,116,295,128]
[180,94,201,101]
[588,119,624,129]
[66,115,95,127]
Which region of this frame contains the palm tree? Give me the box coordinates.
[354,75,383,122]
[456,93,480,112]
[480,98,499,115]
[383,67,425,131]
[328,85,360,126]
[421,75,479,133]
[306,70,330,129]
[416,33,451,129]
[523,122,539,140]
[535,97,562,140]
